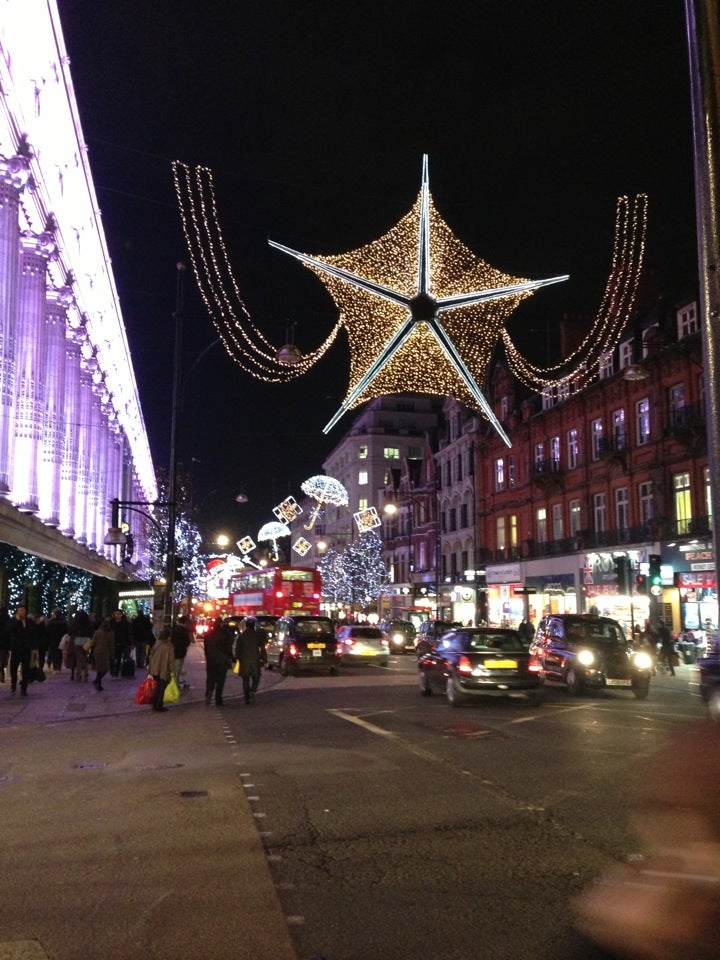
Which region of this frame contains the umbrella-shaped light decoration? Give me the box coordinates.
[258,521,291,561]
[301,474,349,530]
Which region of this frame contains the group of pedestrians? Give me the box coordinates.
[202,615,266,707]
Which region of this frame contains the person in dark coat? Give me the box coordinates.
[68,608,93,682]
[44,608,68,673]
[171,616,192,690]
[6,606,39,696]
[203,618,233,706]
[0,605,9,683]
[130,610,154,669]
[89,617,114,691]
[234,616,267,705]
[109,608,131,677]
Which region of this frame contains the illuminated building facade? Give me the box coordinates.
[0,2,157,608]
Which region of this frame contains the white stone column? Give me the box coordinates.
[0,154,30,494]
[59,327,83,536]
[39,284,72,525]
[11,229,56,512]
[73,350,94,543]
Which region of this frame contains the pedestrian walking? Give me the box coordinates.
[6,606,39,696]
[657,621,677,676]
[89,617,114,691]
[0,605,9,683]
[44,608,68,673]
[130,610,154,669]
[109,608,131,677]
[234,616,267,705]
[203,617,233,706]
[171,616,192,689]
[68,608,93,682]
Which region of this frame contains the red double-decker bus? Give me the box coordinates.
[227,565,322,618]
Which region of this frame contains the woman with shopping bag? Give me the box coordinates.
[147,627,174,712]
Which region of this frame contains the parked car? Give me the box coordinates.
[530,614,654,699]
[381,619,417,654]
[336,624,390,667]
[265,615,341,676]
[418,626,544,706]
[415,620,462,657]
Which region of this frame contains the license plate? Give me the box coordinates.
[312,648,323,657]
[605,678,631,686]
[486,659,517,669]
[307,643,326,649]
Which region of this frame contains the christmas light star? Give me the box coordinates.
[269,156,568,445]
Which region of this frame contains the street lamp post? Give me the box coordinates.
[104,497,174,618]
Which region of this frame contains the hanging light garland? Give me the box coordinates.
[173,157,647,433]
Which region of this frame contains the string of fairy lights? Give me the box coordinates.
[502,192,648,392]
[173,158,647,415]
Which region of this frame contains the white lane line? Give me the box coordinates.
[328,709,447,765]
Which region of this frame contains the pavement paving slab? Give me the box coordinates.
[0,642,298,960]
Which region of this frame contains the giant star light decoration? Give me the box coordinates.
[269,156,568,445]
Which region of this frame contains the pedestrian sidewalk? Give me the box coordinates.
[0,642,298,960]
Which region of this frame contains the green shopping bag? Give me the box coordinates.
[163,676,180,704]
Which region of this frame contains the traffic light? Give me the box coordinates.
[648,553,662,596]
[613,555,631,594]
[636,574,647,595]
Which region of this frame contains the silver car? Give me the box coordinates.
[336,625,390,667]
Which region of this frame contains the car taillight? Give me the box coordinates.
[344,638,354,646]
[287,643,299,658]
[528,656,541,672]
[381,638,389,648]
[457,655,473,675]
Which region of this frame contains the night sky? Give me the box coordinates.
[57,0,697,542]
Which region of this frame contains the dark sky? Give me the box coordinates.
[58,0,697,541]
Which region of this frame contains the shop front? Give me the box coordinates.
[582,549,650,635]
[485,562,523,627]
[524,572,578,620]
[667,539,717,631]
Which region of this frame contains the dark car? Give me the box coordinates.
[530,614,654,699]
[265,615,341,676]
[381,619,417,655]
[418,626,544,706]
[415,620,462,657]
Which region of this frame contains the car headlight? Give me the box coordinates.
[633,651,653,670]
[577,649,595,667]
[392,633,403,644]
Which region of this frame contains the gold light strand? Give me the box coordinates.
[501,193,647,392]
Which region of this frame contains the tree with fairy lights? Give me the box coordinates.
[319,531,388,610]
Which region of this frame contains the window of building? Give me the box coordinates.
[612,408,626,451]
[384,447,399,459]
[558,380,570,402]
[449,507,457,532]
[677,301,699,339]
[444,462,451,487]
[569,499,582,537]
[509,514,518,551]
[534,442,544,466]
[536,507,547,543]
[642,324,659,357]
[358,445,368,460]
[599,350,614,379]
[456,453,463,482]
[615,486,629,532]
[639,481,654,525]
[674,471,692,535]
[550,436,560,468]
[619,339,634,370]
[358,497,368,512]
[636,398,650,445]
[460,503,468,528]
[500,395,509,420]
[552,503,563,540]
[496,516,506,554]
[542,386,555,410]
[669,384,686,426]
[593,492,607,532]
[495,457,505,492]
[508,455,516,488]
[567,428,579,469]
[358,470,368,485]
[417,541,426,570]
[591,419,603,460]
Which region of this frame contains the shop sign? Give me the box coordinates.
[676,571,717,589]
[486,562,521,584]
[525,573,576,592]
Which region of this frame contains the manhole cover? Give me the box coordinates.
[179,790,208,798]
[72,762,107,769]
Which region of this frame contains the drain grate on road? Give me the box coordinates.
[72,762,107,769]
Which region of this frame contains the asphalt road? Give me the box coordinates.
[224,655,712,960]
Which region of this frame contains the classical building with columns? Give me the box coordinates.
[0,3,157,612]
